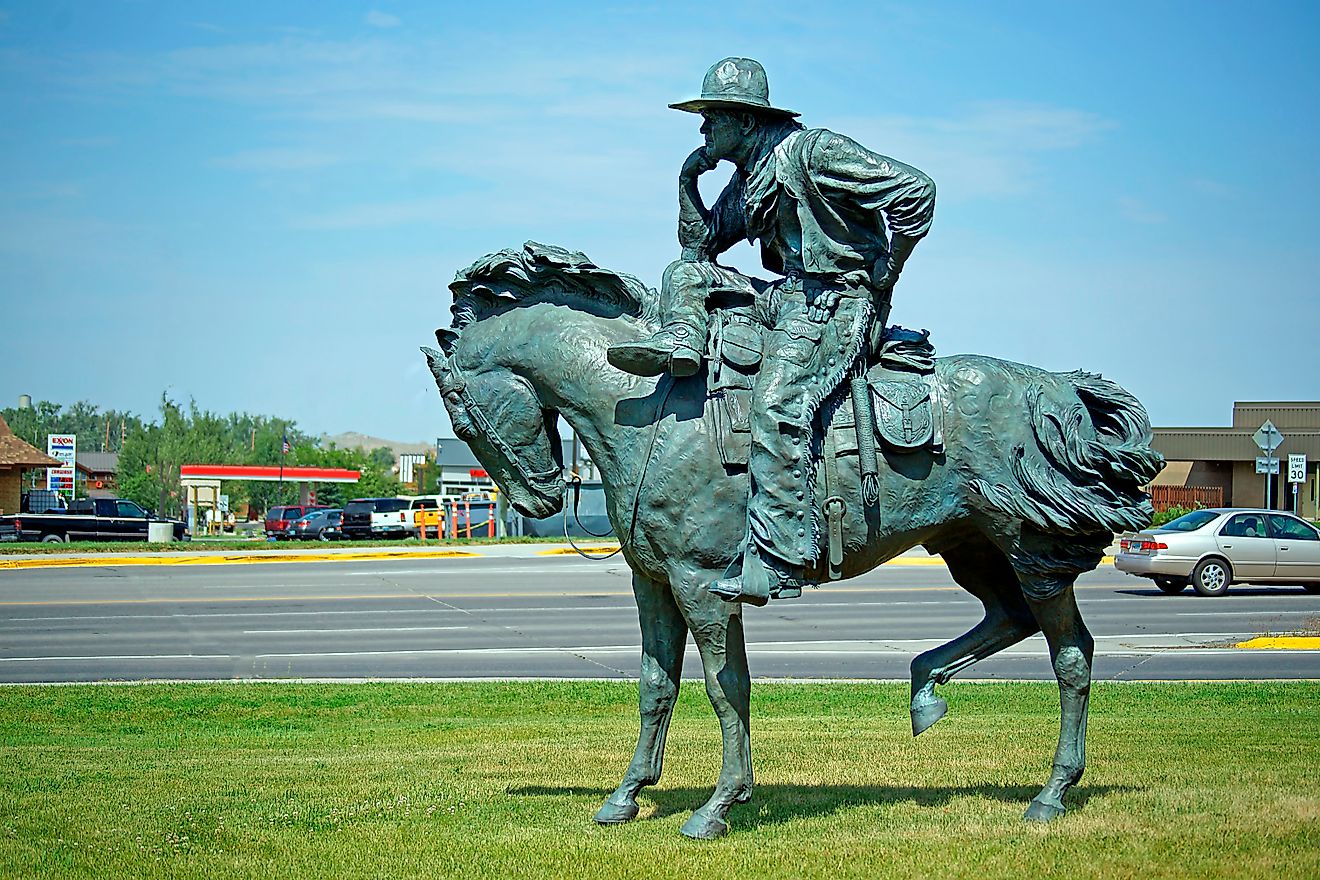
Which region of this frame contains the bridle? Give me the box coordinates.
[443,361,564,499]
[443,357,625,561]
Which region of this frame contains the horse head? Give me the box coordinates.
[422,342,566,519]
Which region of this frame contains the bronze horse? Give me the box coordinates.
[423,242,1162,839]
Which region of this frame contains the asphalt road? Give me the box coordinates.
[1,555,1318,683]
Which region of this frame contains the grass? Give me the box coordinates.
[0,535,600,555]
[1,682,1316,879]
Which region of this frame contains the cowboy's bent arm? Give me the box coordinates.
[811,133,935,294]
[677,147,716,258]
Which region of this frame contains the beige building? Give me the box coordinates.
[0,414,62,515]
[1151,401,1320,518]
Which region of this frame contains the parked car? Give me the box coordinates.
[290,508,342,541]
[407,497,444,537]
[340,498,413,540]
[1115,508,1320,596]
[0,498,189,543]
[264,504,330,540]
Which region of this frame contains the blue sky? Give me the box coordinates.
[2,1,1317,442]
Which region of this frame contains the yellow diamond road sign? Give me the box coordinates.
[1252,420,1284,453]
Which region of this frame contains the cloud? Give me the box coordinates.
[1116,195,1167,224]
[833,101,1114,200]
[365,10,401,28]
[59,135,119,148]
[1188,177,1235,198]
[211,148,343,171]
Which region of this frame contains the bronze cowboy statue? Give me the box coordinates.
[424,58,1163,837]
[608,57,936,605]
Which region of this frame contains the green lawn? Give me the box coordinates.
[1,682,1315,879]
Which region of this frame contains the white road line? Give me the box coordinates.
[241,626,468,635]
[0,654,230,663]
[4,645,1316,664]
[3,600,967,623]
[1176,610,1320,616]
[3,606,632,623]
[340,566,623,576]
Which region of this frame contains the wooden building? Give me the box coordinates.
[1150,401,1320,517]
[0,414,62,515]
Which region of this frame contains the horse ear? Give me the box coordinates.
[435,328,461,356]
[420,346,450,389]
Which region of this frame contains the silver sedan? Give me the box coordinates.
[1115,508,1320,596]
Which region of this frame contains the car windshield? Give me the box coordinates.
[344,501,376,515]
[1156,510,1220,532]
[374,499,409,513]
[282,508,302,520]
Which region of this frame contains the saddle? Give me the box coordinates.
[707,311,942,469]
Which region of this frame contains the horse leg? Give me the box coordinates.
[594,571,689,825]
[1022,583,1094,822]
[673,585,752,839]
[910,539,1040,735]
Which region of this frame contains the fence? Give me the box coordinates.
[1149,485,1223,512]
[415,499,497,540]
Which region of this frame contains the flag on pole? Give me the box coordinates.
[282,435,291,455]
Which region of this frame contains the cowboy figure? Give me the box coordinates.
[608,57,936,604]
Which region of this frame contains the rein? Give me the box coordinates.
[445,351,676,565]
[562,474,622,560]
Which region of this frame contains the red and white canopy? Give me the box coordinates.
[180,465,361,483]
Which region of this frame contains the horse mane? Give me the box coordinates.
[440,241,658,355]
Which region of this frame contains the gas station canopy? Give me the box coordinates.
[180,465,361,483]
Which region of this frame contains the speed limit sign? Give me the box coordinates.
[1288,454,1307,483]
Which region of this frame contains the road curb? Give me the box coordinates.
[0,549,481,570]
[1235,636,1320,650]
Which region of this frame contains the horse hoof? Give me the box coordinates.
[593,799,640,825]
[1023,798,1066,823]
[910,695,948,736]
[680,810,728,840]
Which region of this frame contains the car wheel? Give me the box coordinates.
[319,531,330,542]
[41,533,65,544]
[1155,577,1187,595]
[1191,558,1231,597]
[1302,582,1320,595]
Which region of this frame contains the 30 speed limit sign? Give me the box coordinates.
[1288,454,1307,483]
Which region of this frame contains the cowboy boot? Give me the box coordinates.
[709,545,805,605]
[607,324,702,377]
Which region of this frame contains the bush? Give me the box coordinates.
[1151,504,1201,527]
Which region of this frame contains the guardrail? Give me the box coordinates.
[415,499,497,540]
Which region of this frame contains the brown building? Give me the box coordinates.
[1151,401,1320,518]
[76,451,120,498]
[0,414,62,515]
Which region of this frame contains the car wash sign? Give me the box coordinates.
[46,434,76,495]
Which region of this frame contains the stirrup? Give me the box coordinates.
[708,549,803,605]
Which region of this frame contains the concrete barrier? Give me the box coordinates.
[147,522,173,543]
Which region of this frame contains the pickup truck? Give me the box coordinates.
[0,498,189,543]
[340,497,413,540]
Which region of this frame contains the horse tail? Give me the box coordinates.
[971,370,1164,536]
